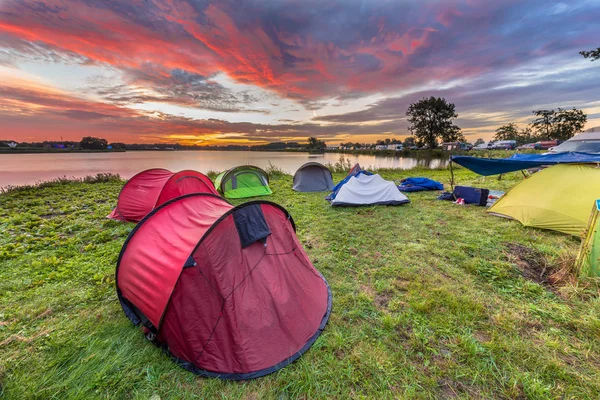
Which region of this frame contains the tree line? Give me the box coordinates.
[403,97,588,149]
[490,109,587,145]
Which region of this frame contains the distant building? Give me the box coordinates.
[441,142,471,151]
[387,144,403,151]
[7,141,17,148]
[375,145,387,150]
[326,145,340,150]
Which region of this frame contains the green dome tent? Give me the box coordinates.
[215,165,273,199]
[576,200,600,278]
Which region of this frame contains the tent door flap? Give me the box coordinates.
[233,204,271,248]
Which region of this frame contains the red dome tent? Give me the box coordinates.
[108,169,218,222]
[116,193,331,379]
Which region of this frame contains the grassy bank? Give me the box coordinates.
[0,148,126,154]
[327,149,543,158]
[1,167,599,399]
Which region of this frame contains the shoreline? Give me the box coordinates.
[0,147,540,157]
[0,148,126,154]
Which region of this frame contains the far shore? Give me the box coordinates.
[0,147,538,157]
[0,148,126,154]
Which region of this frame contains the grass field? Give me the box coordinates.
[1,167,599,399]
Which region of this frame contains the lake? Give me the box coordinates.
[0,151,448,187]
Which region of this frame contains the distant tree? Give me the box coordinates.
[494,123,519,141]
[109,142,126,150]
[441,125,465,143]
[406,97,461,148]
[384,138,391,145]
[531,108,587,140]
[531,110,554,139]
[580,47,600,61]
[473,138,485,146]
[552,108,587,140]
[307,136,326,150]
[375,139,385,146]
[518,126,535,145]
[80,136,108,150]
[493,123,535,145]
[403,136,416,147]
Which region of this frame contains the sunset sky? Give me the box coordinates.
[1,0,599,146]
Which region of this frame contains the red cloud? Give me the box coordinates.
[0,0,467,101]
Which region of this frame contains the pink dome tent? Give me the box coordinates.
[116,193,331,379]
[108,169,218,222]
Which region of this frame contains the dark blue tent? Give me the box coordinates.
[451,152,600,176]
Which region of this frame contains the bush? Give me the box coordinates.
[1,173,122,194]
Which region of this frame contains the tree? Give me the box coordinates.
[494,123,519,141]
[580,47,600,61]
[531,110,554,139]
[518,126,534,145]
[307,136,326,150]
[109,142,126,150]
[80,136,108,150]
[406,97,462,148]
[473,138,485,147]
[531,108,587,140]
[493,123,535,145]
[441,125,465,143]
[553,108,587,141]
[403,136,416,147]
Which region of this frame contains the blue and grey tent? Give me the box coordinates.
[451,152,600,176]
[327,165,409,206]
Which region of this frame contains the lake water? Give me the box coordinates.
[0,151,448,187]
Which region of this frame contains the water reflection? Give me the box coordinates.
[0,151,449,187]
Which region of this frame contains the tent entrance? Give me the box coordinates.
[216,166,273,199]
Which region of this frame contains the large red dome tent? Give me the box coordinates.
[108,168,218,222]
[116,193,332,379]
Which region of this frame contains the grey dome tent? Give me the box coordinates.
[292,162,334,192]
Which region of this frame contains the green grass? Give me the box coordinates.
[1,167,600,399]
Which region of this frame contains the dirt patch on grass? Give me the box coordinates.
[374,291,393,309]
[505,243,579,292]
[357,209,375,216]
[438,379,490,399]
[0,329,52,346]
[34,308,52,320]
[505,243,553,287]
[394,277,410,291]
[473,330,491,343]
[334,349,346,360]
[360,284,393,310]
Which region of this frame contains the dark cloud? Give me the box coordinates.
[86,65,270,113]
[315,62,600,133]
[59,109,114,120]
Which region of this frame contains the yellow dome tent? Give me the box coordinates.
[487,164,600,236]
